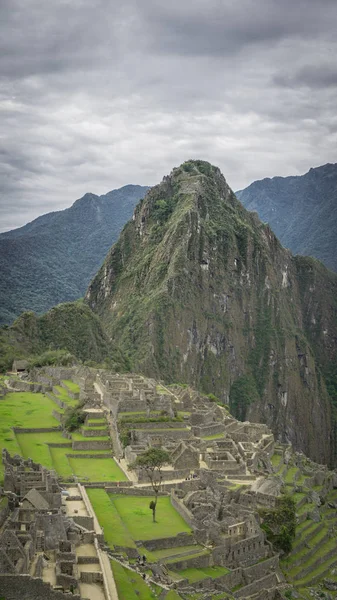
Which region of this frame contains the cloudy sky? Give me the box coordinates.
[1,0,336,231]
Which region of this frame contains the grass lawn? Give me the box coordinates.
[176,565,230,583]
[71,431,110,441]
[0,391,60,482]
[284,467,299,483]
[165,592,183,600]
[53,385,77,406]
[110,495,192,541]
[202,433,225,440]
[87,489,136,548]
[15,431,66,469]
[110,560,161,600]
[62,380,80,393]
[271,453,282,468]
[69,457,127,482]
[49,446,73,478]
[142,544,204,562]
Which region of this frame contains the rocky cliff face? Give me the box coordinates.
[86,160,337,466]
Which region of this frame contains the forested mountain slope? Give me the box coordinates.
[0,185,149,324]
[236,163,337,273]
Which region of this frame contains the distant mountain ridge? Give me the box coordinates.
[236,163,337,273]
[0,184,149,324]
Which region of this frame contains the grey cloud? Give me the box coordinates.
[0,0,336,231]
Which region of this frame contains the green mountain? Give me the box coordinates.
[85,160,337,467]
[0,302,128,372]
[0,184,149,325]
[236,163,337,273]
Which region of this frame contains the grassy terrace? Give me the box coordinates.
[87,490,192,547]
[176,565,230,583]
[69,457,126,482]
[202,433,225,440]
[0,391,59,480]
[62,379,80,393]
[111,496,192,540]
[279,467,337,594]
[0,388,120,483]
[53,385,78,406]
[110,560,163,600]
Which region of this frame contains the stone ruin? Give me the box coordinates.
[7,364,330,598]
[0,450,110,600]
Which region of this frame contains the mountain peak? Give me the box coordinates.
[85,159,337,467]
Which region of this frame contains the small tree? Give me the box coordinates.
[130,447,171,522]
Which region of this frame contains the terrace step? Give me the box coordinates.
[233,572,280,598]
[288,527,329,569]
[291,522,325,554]
[292,542,337,582]
[294,553,337,587]
[160,546,205,563]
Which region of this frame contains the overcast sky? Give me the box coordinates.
[1,0,336,231]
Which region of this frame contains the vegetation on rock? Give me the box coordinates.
[259,495,297,554]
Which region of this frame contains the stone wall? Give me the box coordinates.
[141,532,195,551]
[136,467,196,483]
[0,575,81,600]
[71,515,94,530]
[192,423,225,437]
[166,550,211,570]
[170,491,195,528]
[0,497,9,528]
[12,427,62,434]
[80,428,109,437]
[235,572,279,598]
[72,440,111,450]
[106,486,165,496]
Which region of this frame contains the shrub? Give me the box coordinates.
[259,495,296,554]
[64,402,86,432]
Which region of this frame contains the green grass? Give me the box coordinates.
[142,544,203,562]
[176,565,230,583]
[296,502,316,515]
[165,592,183,600]
[0,391,60,481]
[110,560,161,599]
[202,433,225,440]
[294,546,337,585]
[87,489,136,548]
[49,447,73,478]
[110,496,192,541]
[284,467,299,483]
[62,379,80,393]
[15,431,66,468]
[71,431,110,441]
[68,457,127,482]
[271,453,282,468]
[53,385,77,406]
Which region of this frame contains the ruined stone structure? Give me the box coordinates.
[0,450,114,600]
[5,365,336,598]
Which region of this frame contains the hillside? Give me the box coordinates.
[85,160,337,467]
[236,163,337,273]
[0,184,149,324]
[0,302,128,372]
